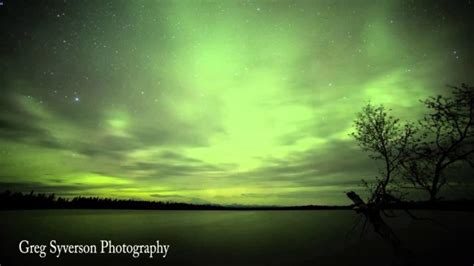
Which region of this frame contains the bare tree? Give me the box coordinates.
[347,104,415,263]
[346,86,473,262]
[401,84,474,201]
[351,103,415,205]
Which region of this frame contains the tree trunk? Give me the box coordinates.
[429,189,438,202]
[346,191,412,265]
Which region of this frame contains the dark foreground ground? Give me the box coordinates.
[0,210,473,266]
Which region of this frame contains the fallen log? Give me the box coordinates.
[346,191,412,265]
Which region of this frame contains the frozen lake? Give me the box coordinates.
[0,210,472,265]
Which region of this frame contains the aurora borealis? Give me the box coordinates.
[1,0,473,205]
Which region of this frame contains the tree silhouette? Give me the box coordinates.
[351,103,414,204]
[348,104,415,264]
[346,84,474,264]
[401,84,474,201]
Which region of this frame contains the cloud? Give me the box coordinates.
[1,0,473,205]
[233,140,376,186]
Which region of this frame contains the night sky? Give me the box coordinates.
[1,0,473,205]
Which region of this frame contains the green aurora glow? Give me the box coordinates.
[1,0,473,205]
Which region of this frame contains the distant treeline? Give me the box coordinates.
[381,200,474,211]
[0,190,224,210]
[0,190,473,211]
[0,190,350,210]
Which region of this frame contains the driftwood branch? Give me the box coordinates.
[346,191,412,265]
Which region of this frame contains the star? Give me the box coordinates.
[74,97,80,102]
